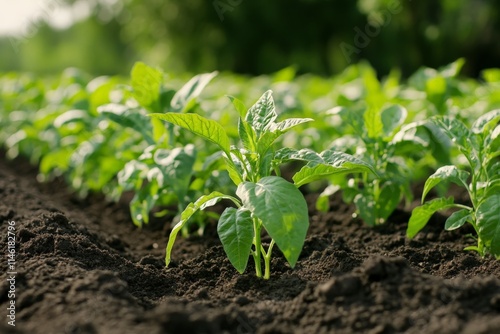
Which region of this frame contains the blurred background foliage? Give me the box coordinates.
[1,0,499,77]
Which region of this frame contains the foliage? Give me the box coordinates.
[2,59,500,271]
[152,90,374,278]
[407,110,500,257]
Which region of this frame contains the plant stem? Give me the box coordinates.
[252,218,263,278]
[263,239,275,280]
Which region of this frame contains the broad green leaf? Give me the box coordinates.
[274,148,322,165]
[150,113,231,155]
[422,166,469,202]
[407,197,455,239]
[376,183,402,223]
[364,107,383,138]
[151,116,167,142]
[392,120,453,165]
[154,145,196,202]
[354,193,376,226]
[445,209,472,231]
[131,62,162,111]
[39,148,72,174]
[238,118,256,151]
[117,160,147,190]
[98,103,154,145]
[165,192,241,266]
[328,106,365,137]
[431,116,474,152]
[392,122,430,151]
[245,90,277,138]
[255,118,313,154]
[217,207,254,273]
[228,96,247,118]
[171,72,217,111]
[236,176,309,267]
[471,109,500,134]
[293,151,376,187]
[381,105,407,136]
[224,155,244,186]
[269,118,314,133]
[476,194,500,256]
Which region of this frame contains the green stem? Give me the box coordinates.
[252,218,263,278]
[263,239,275,280]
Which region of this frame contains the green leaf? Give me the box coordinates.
[471,109,500,134]
[150,113,231,155]
[274,148,323,165]
[245,90,277,138]
[131,62,162,111]
[376,183,402,223]
[293,151,376,187]
[154,145,197,203]
[217,207,254,273]
[269,118,314,133]
[238,117,256,151]
[354,193,376,226]
[431,116,474,152]
[445,209,472,231]
[171,72,217,111]
[381,105,407,136]
[364,107,383,138]
[476,194,500,256]
[165,192,241,266]
[39,148,72,174]
[236,176,309,267]
[224,155,244,186]
[328,106,365,137]
[489,125,500,151]
[228,96,247,118]
[422,165,469,202]
[407,197,455,239]
[315,184,340,212]
[98,103,154,145]
[117,160,147,191]
[53,109,90,127]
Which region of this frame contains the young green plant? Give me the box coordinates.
[406,110,500,257]
[319,104,415,225]
[151,90,375,278]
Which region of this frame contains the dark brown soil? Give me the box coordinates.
[1,153,500,334]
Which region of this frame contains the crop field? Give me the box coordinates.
[1,59,500,333]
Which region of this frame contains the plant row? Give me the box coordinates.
[0,60,499,278]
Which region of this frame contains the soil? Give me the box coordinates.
[1,152,500,334]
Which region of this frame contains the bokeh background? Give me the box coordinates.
[1,0,499,77]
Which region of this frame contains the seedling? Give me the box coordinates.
[407,110,500,257]
[98,62,218,227]
[317,104,414,225]
[151,90,375,278]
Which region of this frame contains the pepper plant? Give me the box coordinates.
[407,110,500,257]
[316,104,415,225]
[151,90,375,278]
[98,62,219,227]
